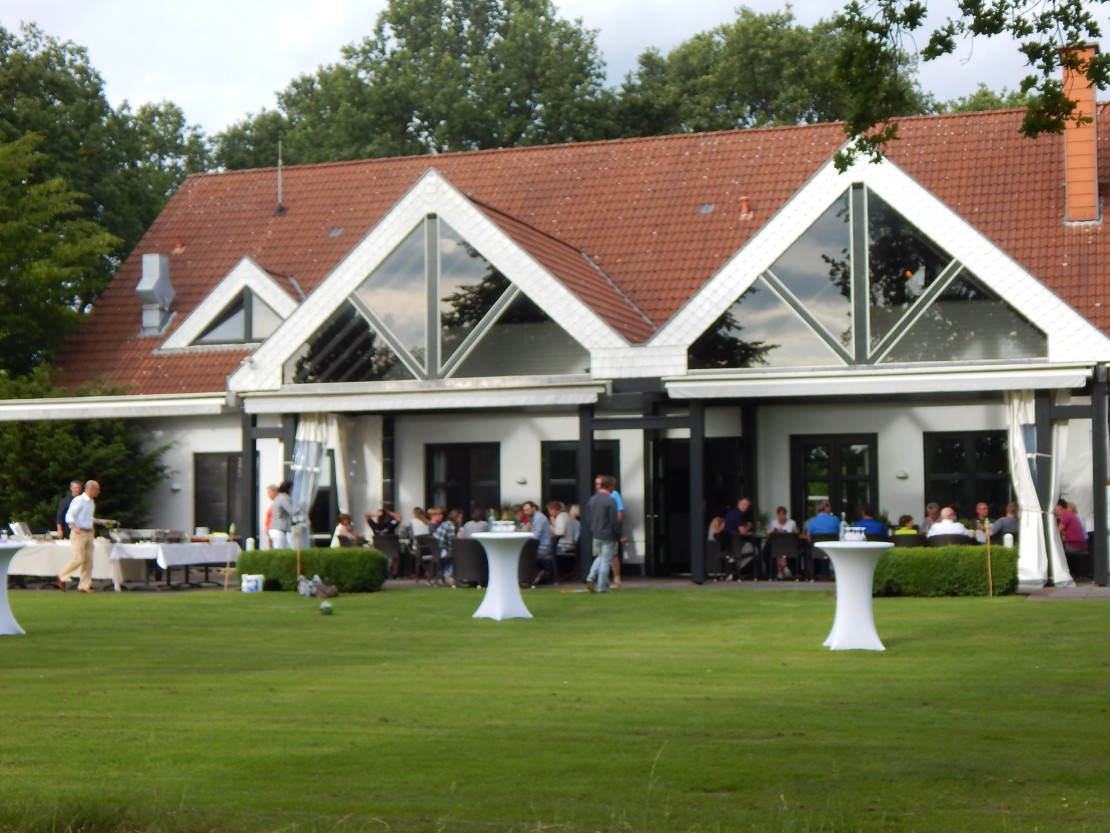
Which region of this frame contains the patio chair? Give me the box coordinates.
[371,535,401,578]
[926,533,976,547]
[452,537,489,587]
[413,533,439,584]
[766,532,801,580]
[517,537,539,588]
[892,533,926,547]
[704,536,731,581]
[807,533,839,580]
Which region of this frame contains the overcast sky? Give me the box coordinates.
[4,0,1108,137]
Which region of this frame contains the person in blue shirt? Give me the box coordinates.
[853,504,888,538]
[805,501,840,536]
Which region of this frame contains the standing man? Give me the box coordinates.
[523,500,553,584]
[585,475,621,593]
[59,480,113,593]
[55,479,83,539]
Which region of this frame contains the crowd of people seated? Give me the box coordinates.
[314,499,583,586]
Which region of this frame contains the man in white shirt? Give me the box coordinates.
[924,506,971,538]
[59,480,113,593]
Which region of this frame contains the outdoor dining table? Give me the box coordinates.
[0,541,29,635]
[471,532,534,620]
[814,540,893,651]
[110,540,241,588]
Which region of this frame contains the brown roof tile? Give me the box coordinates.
[55,110,1110,393]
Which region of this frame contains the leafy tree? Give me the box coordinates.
[832,0,1109,167]
[614,6,929,137]
[213,0,615,167]
[0,367,170,530]
[0,23,210,276]
[0,135,119,375]
[939,83,1034,113]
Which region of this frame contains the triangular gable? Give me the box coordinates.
[655,153,1110,364]
[161,257,299,350]
[231,169,628,392]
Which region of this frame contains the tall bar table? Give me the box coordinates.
[472,532,534,620]
[0,542,29,635]
[814,540,893,651]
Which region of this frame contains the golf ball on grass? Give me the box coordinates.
[319,601,334,615]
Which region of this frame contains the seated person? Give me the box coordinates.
[1055,499,1088,554]
[805,501,840,537]
[365,508,401,538]
[925,507,971,538]
[458,508,490,538]
[893,514,919,535]
[723,497,754,536]
[919,502,941,535]
[330,513,367,548]
[853,504,887,538]
[767,505,798,535]
[765,506,798,580]
[990,502,1019,540]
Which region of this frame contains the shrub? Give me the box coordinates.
[872,545,1018,596]
[237,547,388,592]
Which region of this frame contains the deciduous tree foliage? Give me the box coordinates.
[0,24,210,284]
[833,0,1109,167]
[0,368,170,531]
[0,135,118,376]
[214,0,615,168]
[614,7,929,137]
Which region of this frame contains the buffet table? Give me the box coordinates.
[110,541,241,588]
[9,539,124,584]
[472,532,534,620]
[814,540,893,651]
[8,539,239,590]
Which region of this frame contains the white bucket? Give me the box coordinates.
[241,574,264,593]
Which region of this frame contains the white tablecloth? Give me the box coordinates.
[9,539,239,590]
[9,539,119,581]
[815,541,893,651]
[472,533,534,620]
[110,541,240,569]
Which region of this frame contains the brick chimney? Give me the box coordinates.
[1063,43,1100,223]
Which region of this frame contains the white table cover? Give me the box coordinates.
[0,543,28,635]
[815,541,893,651]
[472,533,534,620]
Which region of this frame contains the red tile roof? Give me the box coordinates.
[55,107,1110,394]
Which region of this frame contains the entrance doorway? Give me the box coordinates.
[646,437,744,575]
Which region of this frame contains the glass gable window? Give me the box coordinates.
[688,185,1047,369]
[196,290,283,344]
[287,215,588,383]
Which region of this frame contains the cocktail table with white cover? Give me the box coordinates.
[0,542,29,635]
[814,541,893,651]
[472,532,534,620]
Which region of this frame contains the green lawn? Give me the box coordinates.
[1,585,1107,833]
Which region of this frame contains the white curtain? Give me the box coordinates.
[1048,391,1076,587]
[290,413,329,544]
[331,415,355,516]
[1008,391,1049,590]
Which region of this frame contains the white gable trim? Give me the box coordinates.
[229,169,625,392]
[240,376,605,414]
[667,363,1092,400]
[161,257,299,351]
[0,392,232,421]
[653,155,1110,363]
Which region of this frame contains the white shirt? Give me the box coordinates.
[926,518,971,537]
[65,493,95,531]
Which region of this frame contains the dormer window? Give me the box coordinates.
[196,289,283,345]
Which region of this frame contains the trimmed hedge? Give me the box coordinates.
[871,545,1018,596]
[236,547,388,592]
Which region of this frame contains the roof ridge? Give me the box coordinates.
[467,195,657,336]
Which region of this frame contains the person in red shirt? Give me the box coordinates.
[1055,499,1088,554]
